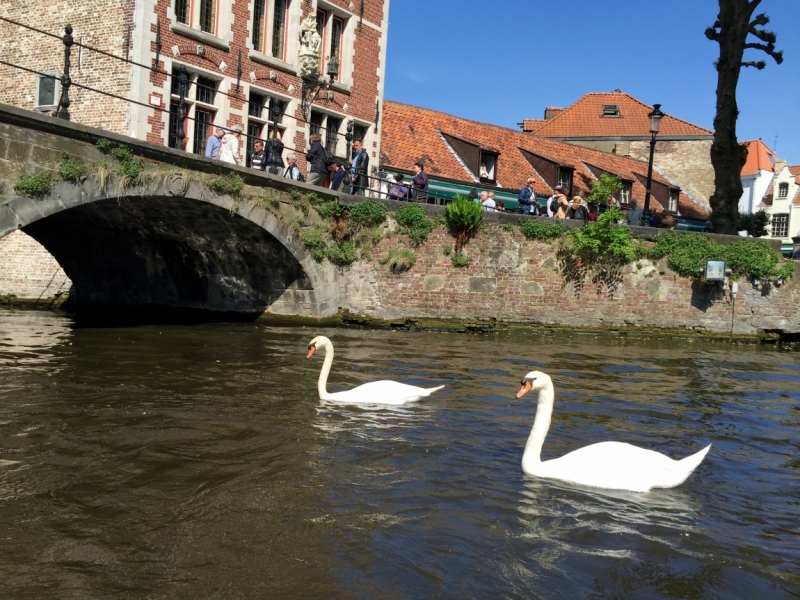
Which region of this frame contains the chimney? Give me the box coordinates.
[544,106,565,120]
[775,158,787,173]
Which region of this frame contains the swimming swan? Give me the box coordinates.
[516,371,711,492]
[307,336,444,405]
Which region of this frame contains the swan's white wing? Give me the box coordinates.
[527,441,705,492]
[327,380,444,405]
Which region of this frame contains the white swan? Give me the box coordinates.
[306,336,444,405]
[515,371,711,492]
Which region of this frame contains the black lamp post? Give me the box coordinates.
[641,103,665,226]
[300,55,339,121]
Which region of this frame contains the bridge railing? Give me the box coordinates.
[0,16,364,168]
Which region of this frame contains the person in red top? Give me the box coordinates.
[588,203,599,222]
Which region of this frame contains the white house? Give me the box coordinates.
[759,159,800,244]
[740,140,776,214]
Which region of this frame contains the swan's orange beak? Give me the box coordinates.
[306,345,317,359]
[516,380,532,399]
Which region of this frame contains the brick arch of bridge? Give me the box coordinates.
[0,175,338,318]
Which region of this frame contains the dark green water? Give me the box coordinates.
[0,309,798,599]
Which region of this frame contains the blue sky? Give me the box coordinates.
[384,0,800,162]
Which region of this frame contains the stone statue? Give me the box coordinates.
[298,14,322,78]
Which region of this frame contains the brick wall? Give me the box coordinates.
[0,230,72,300]
[338,223,800,337]
[0,1,134,136]
[629,140,714,209]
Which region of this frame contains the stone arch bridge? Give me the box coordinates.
[0,104,338,319]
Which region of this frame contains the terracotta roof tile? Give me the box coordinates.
[741,140,776,176]
[522,119,547,133]
[381,100,708,219]
[522,91,713,139]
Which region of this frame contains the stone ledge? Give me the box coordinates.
[170,22,231,51]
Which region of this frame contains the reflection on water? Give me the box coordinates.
[0,309,798,599]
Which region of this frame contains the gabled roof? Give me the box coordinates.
[381,101,709,219]
[741,140,776,176]
[761,165,800,207]
[521,91,713,138]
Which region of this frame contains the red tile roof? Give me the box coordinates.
[521,91,713,138]
[381,100,708,219]
[741,140,776,176]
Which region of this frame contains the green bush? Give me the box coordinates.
[382,247,417,272]
[349,200,387,229]
[451,250,471,267]
[302,225,328,262]
[443,246,452,256]
[737,210,770,238]
[110,145,133,162]
[95,138,113,153]
[519,219,566,240]
[570,207,635,261]
[395,204,436,246]
[207,172,244,196]
[445,194,483,250]
[327,239,357,266]
[117,156,144,185]
[315,199,343,221]
[13,172,52,196]
[59,151,87,182]
[587,173,622,206]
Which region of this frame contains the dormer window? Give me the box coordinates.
[602,104,620,117]
[778,182,789,198]
[480,151,498,183]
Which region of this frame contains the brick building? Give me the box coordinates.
[0,0,390,172]
[521,91,714,210]
[381,101,708,219]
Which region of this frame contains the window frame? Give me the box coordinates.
[35,72,60,112]
[771,213,790,238]
[193,108,216,155]
[668,189,679,212]
[778,182,789,198]
[271,0,289,61]
[479,151,498,184]
[169,64,222,154]
[557,167,573,195]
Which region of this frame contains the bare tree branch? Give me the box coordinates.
[741,60,766,69]
[705,26,721,42]
[750,12,769,27]
[749,25,776,44]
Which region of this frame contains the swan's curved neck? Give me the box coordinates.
[523,384,554,466]
[316,339,335,400]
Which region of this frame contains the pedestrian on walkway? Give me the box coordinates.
[219,126,243,165]
[306,133,331,186]
[205,127,224,159]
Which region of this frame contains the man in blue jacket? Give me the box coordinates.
[518,178,535,215]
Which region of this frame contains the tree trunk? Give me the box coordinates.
[709,0,752,235]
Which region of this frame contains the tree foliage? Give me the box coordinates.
[587,173,622,207]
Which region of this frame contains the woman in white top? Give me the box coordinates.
[218,125,243,165]
[482,193,497,212]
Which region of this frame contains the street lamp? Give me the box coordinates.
[641,103,665,226]
[300,55,339,121]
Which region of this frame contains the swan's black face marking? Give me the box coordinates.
[306,342,317,359]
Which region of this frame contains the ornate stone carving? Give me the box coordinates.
[298,14,322,78]
[166,173,188,196]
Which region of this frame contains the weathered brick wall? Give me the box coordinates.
[630,140,714,209]
[339,223,800,337]
[0,230,71,300]
[0,0,134,135]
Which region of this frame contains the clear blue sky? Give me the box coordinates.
[384,0,800,162]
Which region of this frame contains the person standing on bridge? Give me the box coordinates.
[219,125,243,166]
[205,127,224,160]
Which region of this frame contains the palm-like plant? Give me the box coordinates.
[446,194,483,250]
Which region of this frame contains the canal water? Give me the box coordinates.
[0,309,798,599]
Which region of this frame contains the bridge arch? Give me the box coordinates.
[0,174,339,318]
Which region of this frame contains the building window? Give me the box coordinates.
[252,0,266,50]
[353,123,368,143]
[480,151,498,183]
[168,101,184,149]
[35,73,59,111]
[248,91,266,118]
[771,213,790,238]
[195,76,217,105]
[325,117,341,155]
[272,0,287,60]
[199,0,215,34]
[246,122,262,167]
[557,168,572,194]
[778,182,789,198]
[330,17,344,80]
[618,182,631,204]
[668,189,679,212]
[602,104,620,117]
[193,109,214,155]
[316,9,326,67]
[175,0,189,24]
[309,111,323,136]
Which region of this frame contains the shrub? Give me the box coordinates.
[737,210,770,238]
[327,239,357,266]
[110,145,133,162]
[315,199,343,221]
[443,246,452,256]
[519,219,566,240]
[302,225,328,262]
[587,173,622,206]
[117,156,144,185]
[382,248,417,273]
[95,138,113,153]
[570,207,635,261]
[451,250,471,267]
[446,194,483,250]
[207,172,244,196]
[395,204,436,246]
[349,200,387,230]
[59,151,87,182]
[13,172,52,196]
